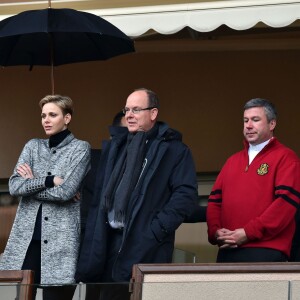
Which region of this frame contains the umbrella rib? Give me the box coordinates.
[85,33,114,60]
[1,35,34,69]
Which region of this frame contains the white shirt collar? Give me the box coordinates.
[249,139,271,152]
[248,138,272,164]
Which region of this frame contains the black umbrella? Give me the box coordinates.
[0,4,135,94]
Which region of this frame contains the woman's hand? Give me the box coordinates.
[54,176,64,186]
[17,163,34,179]
[73,192,81,202]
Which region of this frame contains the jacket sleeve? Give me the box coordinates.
[150,146,199,242]
[9,140,48,197]
[244,155,300,240]
[34,142,91,202]
[184,204,207,223]
[206,168,224,245]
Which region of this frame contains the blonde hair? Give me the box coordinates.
[39,95,73,116]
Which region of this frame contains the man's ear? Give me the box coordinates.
[150,108,158,121]
[270,119,276,131]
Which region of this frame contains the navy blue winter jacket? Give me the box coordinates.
[76,122,198,282]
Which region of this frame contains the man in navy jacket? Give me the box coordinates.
[76,88,198,299]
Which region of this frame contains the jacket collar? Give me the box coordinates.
[47,132,75,149]
[244,136,277,151]
[156,121,182,142]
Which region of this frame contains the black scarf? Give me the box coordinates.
[101,124,158,223]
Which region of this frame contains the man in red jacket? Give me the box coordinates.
[207,98,300,262]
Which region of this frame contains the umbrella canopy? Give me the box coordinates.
[0,7,135,93]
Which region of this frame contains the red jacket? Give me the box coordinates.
[207,138,300,257]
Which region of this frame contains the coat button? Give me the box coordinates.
[44,217,48,221]
[44,240,48,244]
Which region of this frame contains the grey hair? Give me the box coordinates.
[244,98,277,122]
[134,88,160,108]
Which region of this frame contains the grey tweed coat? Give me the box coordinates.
[0,133,91,284]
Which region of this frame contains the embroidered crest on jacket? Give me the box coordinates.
[257,163,269,175]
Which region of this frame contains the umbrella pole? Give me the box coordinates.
[49,32,55,94]
[51,64,54,95]
[48,0,53,93]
